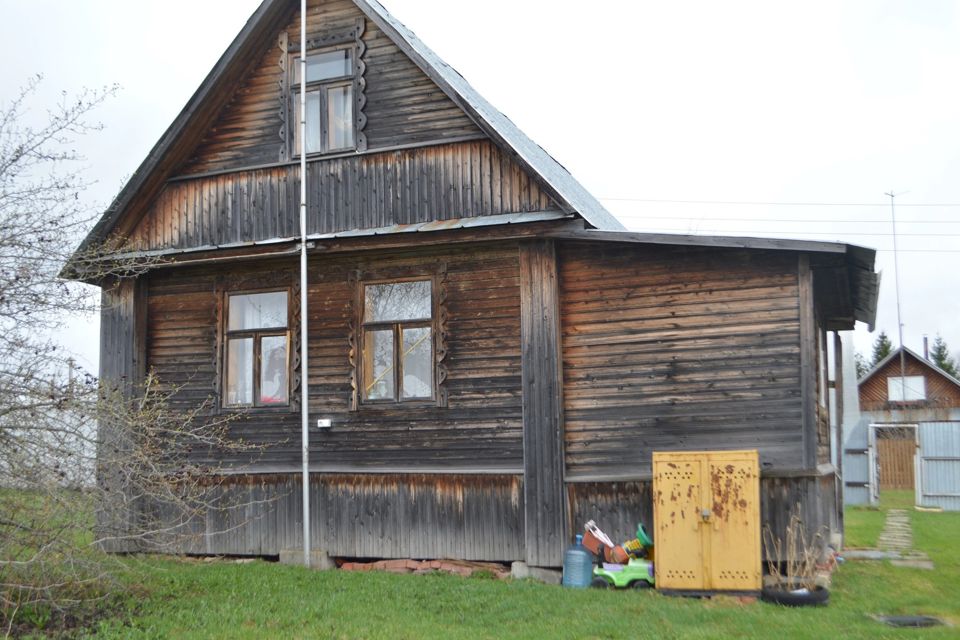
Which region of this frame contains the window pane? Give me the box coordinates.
[364,281,431,322]
[229,292,288,331]
[295,50,353,84]
[401,327,432,399]
[363,329,395,400]
[887,376,926,401]
[260,335,289,405]
[226,338,254,406]
[326,84,354,150]
[294,90,322,155]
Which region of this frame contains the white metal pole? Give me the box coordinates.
[300,0,311,569]
[886,191,907,402]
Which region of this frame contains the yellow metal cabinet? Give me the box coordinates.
[653,450,761,592]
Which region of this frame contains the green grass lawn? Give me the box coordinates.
[83,502,959,640]
[843,489,916,548]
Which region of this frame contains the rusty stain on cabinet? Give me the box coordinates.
[653,450,761,592]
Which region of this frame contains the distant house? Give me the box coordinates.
[70,0,879,565]
[844,347,960,510]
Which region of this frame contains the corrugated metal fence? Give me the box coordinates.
[919,422,960,511]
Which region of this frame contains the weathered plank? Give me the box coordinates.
[519,239,566,566]
[97,278,146,552]
[152,473,525,561]
[143,243,525,473]
[799,254,817,469]
[129,140,558,252]
[181,0,483,175]
[558,242,805,479]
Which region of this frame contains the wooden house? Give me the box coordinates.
[844,347,960,510]
[71,0,879,565]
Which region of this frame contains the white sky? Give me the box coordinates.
[2,0,958,373]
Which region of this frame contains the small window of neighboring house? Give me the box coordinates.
[360,280,434,403]
[292,48,355,155]
[887,375,926,402]
[224,291,290,407]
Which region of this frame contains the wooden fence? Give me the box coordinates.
[878,438,915,490]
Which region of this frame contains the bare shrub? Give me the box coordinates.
[762,504,826,590]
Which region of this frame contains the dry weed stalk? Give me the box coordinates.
[763,504,825,590]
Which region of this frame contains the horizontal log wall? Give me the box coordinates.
[559,242,804,479]
[144,242,524,472]
[130,140,557,251]
[148,473,524,560]
[181,0,482,175]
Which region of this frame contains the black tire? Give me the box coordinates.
[590,577,612,589]
[760,586,829,607]
[630,580,652,590]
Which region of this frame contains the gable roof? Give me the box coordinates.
[72,0,622,260]
[858,345,960,390]
[354,1,623,232]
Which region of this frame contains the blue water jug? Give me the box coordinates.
[562,534,593,588]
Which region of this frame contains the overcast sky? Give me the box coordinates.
[2,0,958,373]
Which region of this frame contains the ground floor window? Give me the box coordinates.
[224,290,290,407]
[360,279,434,403]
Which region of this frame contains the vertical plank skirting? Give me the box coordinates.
[519,239,566,567]
[798,254,817,469]
[97,278,143,552]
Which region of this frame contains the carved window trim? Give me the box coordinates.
[348,264,448,410]
[214,273,301,413]
[278,18,367,162]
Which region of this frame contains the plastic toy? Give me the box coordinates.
[590,557,655,589]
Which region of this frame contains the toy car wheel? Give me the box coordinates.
[590,577,612,589]
[630,580,652,590]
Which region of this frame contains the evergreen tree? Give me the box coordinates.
[855,351,869,379]
[930,334,959,377]
[870,331,893,367]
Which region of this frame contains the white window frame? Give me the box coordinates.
[887,375,926,402]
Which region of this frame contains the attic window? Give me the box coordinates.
[292,48,356,155]
[887,376,926,402]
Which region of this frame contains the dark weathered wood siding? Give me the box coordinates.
[558,242,804,479]
[519,240,566,566]
[97,279,146,552]
[145,243,524,472]
[180,0,482,175]
[151,473,524,560]
[129,140,558,251]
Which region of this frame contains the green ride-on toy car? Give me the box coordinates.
[590,557,655,589]
[588,523,655,589]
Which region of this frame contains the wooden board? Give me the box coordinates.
[138,473,525,561]
[519,239,565,566]
[878,438,915,489]
[143,243,525,473]
[558,242,805,479]
[128,140,557,252]
[180,0,483,175]
[859,350,960,413]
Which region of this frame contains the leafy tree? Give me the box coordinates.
[930,334,959,377]
[870,331,893,367]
